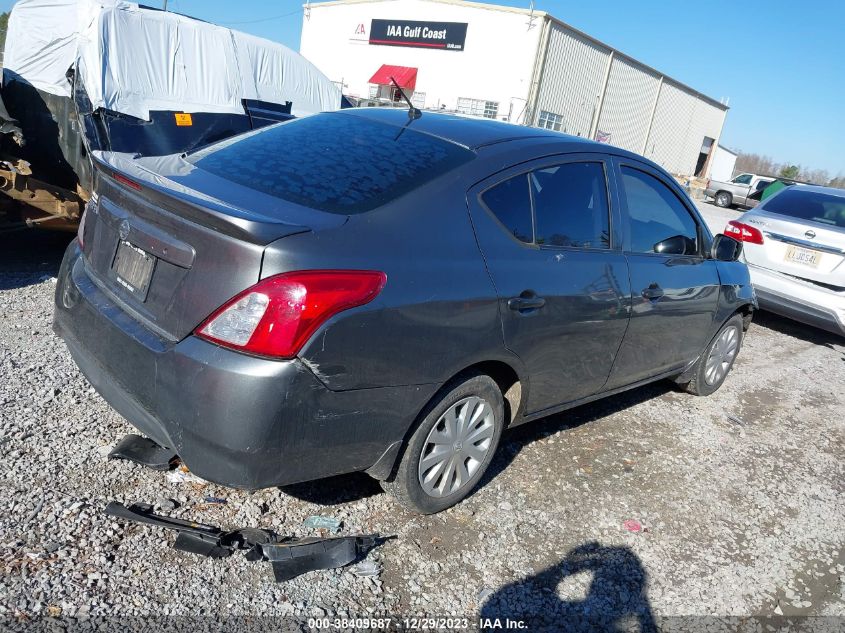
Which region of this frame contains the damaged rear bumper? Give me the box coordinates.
[53,241,435,488]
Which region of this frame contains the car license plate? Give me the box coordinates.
[112,240,156,299]
[784,245,821,268]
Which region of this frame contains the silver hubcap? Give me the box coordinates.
[704,326,739,385]
[418,396,495,498]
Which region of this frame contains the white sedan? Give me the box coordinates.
[723,184,845,336]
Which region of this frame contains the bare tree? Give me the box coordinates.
[733,152,842,188]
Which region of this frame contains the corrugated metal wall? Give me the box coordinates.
[532,19,728,176]
[595,57,660,153]
[533,24,609,138]
[645,80,727,175]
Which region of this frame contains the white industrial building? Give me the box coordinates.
[301,0,729,177]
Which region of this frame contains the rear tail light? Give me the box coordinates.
[195,270,387,359]
[724,220,764,245]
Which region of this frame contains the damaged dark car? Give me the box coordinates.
[53,108,755,513]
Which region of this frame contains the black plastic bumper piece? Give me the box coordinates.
[108,434,178,471]
[105,502,387,582]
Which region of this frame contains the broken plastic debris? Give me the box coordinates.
[155,498,178,512]
[203,496,227,505]
[108,434,178,471]
[727,415,745,426]
[348,559,381,577]
[104,502,391,582]
[165,466,206,485]
[622,519,642,533]
[303,515,342,533]
[477,587,494,603]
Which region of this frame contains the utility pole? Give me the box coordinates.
[163,0,168,10]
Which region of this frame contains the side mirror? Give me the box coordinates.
[711,234,743,261]
[653,234,696,255]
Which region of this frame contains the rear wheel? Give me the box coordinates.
[714,191,732,208]
[680,314,743,396]
[381,374,504,514]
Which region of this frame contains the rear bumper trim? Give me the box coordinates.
[748,264,845,335]
[54,241,436,488]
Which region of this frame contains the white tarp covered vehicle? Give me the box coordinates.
[0,0,341,227]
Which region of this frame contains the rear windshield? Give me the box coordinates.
[190,113,474,214]
[762,188,845,228]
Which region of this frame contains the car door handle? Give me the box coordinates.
[508,295,546,311]
[641,284,665,301]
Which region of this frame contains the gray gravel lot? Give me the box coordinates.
[1,207,843,628]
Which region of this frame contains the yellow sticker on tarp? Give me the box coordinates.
[175,113,193,126]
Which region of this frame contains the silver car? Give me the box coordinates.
[705,173,774,208]
[723,185,845,335]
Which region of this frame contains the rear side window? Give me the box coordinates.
[480,161,610,249]
[762,188,845,228]
[530,162,610,249]
[481,175,533,243]
[733,174,752,184]
[620,166,699,255]
[190,113,475,214]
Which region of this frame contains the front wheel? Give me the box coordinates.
[680,314,744,396]
[381,373,504,514]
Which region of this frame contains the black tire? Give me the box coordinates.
[680,314,744,396]
[714,191,732,208]
[381,373,504,514]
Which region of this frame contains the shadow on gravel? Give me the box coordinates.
[752,309,843,349]
[0,229,73,289]
[480,541,657,632]
[279,472,384,506]
[479,380,673,493]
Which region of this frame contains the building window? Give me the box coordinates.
[457,97,499,119]
[368,85,378,99]
[537,110,564,131]
[411,91,426,108]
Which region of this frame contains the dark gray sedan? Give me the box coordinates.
[54,109,755,513]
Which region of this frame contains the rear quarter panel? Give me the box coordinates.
[261,171,516,392]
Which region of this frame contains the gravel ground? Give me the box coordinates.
[1,214,843,630]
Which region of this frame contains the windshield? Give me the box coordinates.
[190,113,475,214]
[762,188,845,228]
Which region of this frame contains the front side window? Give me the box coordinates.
[732,174,752,185]
[530,162,610,249]
[481,175,533,243]
[620,166,699,255]
[754,179,773,191]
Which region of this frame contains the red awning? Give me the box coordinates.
[368,64,418,90]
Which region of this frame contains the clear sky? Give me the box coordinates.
[2,0,844,176]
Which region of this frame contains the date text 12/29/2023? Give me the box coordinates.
[306,617,528,630]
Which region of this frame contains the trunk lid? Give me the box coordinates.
[743,210,845,288]
[82,151,346,341]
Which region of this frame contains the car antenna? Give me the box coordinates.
[390,77,421,120]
